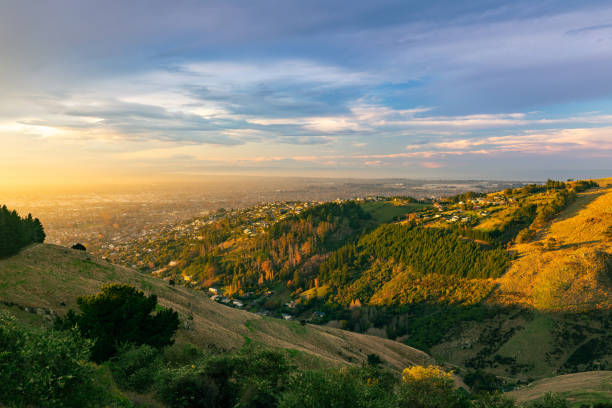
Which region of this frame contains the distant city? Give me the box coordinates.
[2,177,528,255]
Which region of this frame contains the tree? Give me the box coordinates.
[55,283,179,362]
[0,205,45,258]
[398,365,469,408]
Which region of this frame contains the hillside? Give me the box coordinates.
[75,179,612,385]
[431,181,612,381]
[506,371,612,407]
[0,243,432,371]
[494,181,612,311]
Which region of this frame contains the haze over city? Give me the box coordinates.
[2,0,612,189]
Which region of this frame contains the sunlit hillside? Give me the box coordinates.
[493,181,612,311]
[0,243,432,371]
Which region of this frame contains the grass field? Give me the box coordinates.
[0,243,433,371]
[496,314,555,378]
[361,200,429,223]
[493,183,612,311]
[506,371,612,406]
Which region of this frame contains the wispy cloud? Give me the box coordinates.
[1,1,612,179]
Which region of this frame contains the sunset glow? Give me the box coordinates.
[2,1,612,187]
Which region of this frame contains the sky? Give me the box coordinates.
[1,0,612,186]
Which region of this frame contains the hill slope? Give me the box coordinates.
[431,181,612,381]
[494,182,612,311]
[0,243,432,371]
[506,371,612,407]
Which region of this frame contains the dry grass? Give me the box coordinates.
[492,185,612,311]
[506,371,612,406]
[0,244,432,371]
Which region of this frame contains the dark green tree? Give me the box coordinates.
[55,283,179,362]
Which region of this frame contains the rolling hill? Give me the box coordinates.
[506,371,612,407]
[431,179,612,381]
[0,243,432,371]
[1,178,610,401]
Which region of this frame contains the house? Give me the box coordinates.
[208,287,221,295]
[282,313,293,320]
[232,300,244,308]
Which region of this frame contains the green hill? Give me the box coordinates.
[0,243,432,371]
[431,181,612,382]
[90,179,611,385]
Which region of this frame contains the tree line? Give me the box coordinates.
[320,223,511,285]
[0,205,45,258]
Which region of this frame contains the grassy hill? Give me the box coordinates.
[506,371,612,407]
[494,181,612,311]
[0,243,432,371]
[430,180,612,382]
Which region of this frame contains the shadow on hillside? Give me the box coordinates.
[552,189,606,223]
[403,302,612,381]
[557,240,602,250]
[529,189,605,243]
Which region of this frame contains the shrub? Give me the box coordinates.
[157,345,293,408]
[109,344,161,393]
[156,365,219,408]
[55,283,179,362]
[471,393,516,408]
[278,367,395,408]
[0,311,128,408]
[162,342,206,367]
[398,365,469,408]
[524,393,569,408]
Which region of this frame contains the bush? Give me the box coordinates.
[157,365,219,408]
[471,393,516,408]
[398,365,469,408]
[524,393,569,408]
[109,344,161,393]
[55,283,179,362]
[278,367,395,408]
[157,345,293,408]
[0,311,128,408]
[162,342,206,367]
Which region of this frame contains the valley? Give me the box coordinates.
[1,177,611,407]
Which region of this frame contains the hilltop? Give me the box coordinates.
[0,243,431,371]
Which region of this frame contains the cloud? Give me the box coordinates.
[1,1,612,179]
[421,161,445,168]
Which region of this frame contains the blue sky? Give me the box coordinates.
[1,0,612,184]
